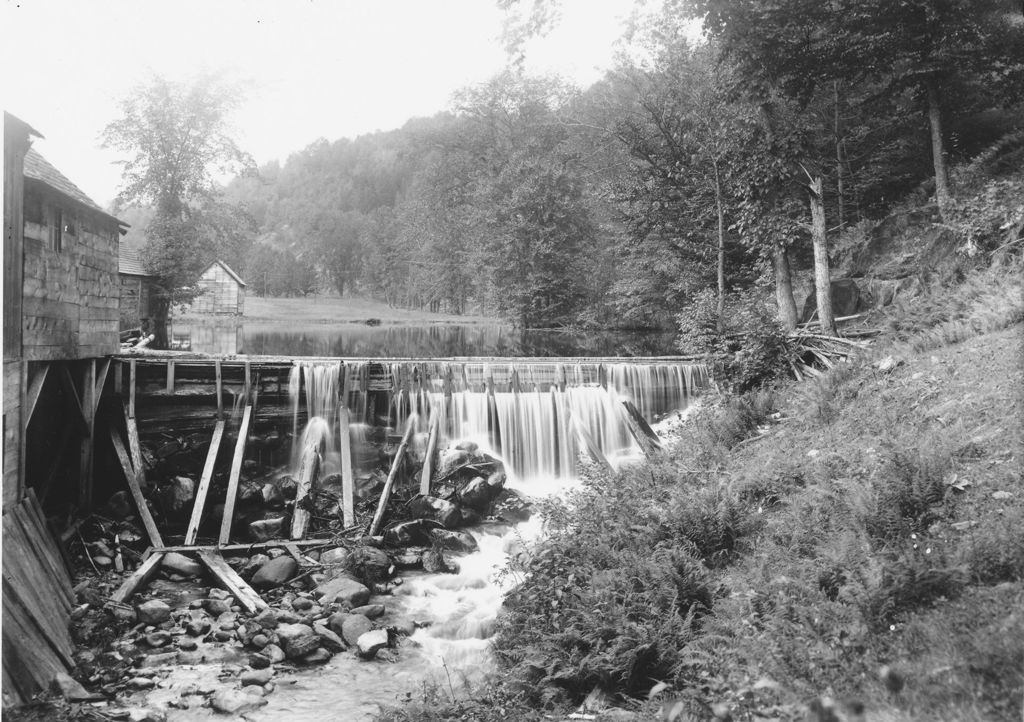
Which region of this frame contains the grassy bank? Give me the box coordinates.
[379,261,1023,721]
[176,295,500,325]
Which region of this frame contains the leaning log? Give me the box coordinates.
[290,440,322,540]
[368,414,418,536]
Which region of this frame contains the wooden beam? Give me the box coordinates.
[108,427,164,548]
[620,400,663,458]
[196,550,268,614]
[166,360,175,394]
[420,409,440,496]
[369,414,417,536]
[215,360,223,419]
[23,363,50,429]
[123,404,146,490]
[128,359,136,418]
[339,406,355,528]
[184,419,226,545]
[244,359,251,402]
[109,552,164,605]
[151,538,332,555]
[290,440,321,540]
[113,360,123,394]
[58,364,89,434]
[94,359,111,414]
[218,405,252,545]
[79,359,96,509]
[568,409,613,473]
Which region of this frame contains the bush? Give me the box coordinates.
[677,290,793,392]
[862,443,951,546]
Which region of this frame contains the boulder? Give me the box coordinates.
[407,496,460,529]
[249,517,285,542]
[262,644,286,664]
[251,557,298,590]
[275,623,320,659]
[145,631,172,647]
[350,604,385,620]
[315,576,370,607]
[239,668,273,687]
[383,519,444,547]
[161,552,202,578]
[340,614,373,646]
[428,528,479,553]
[136,600,171,626]
[422,548,457,574]
[356,630,389,660]
[492,487,533,523]
[261,483,285,509]
[253,608,278,630]
[160,477,195,516]
[800,278,864,323]
[348,546,392,582]
[210,689,266,715]
[439,449,473,476]
[320,547,351,566]
[240,554,271,581]
[104,491,133,521]
[391,549,425,568]
[278,475,298,500]
[312,622,347,652]
[457,476,493,511]
[204,599,231,616]
[327,612,350,637]
[300,648,332,664]
[185,619,211,637]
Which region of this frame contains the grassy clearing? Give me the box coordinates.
[178,294,499,325]
[379,260,1024,722]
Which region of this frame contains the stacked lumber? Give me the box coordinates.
[2,492,74,704]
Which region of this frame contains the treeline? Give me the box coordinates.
[221,0,1023,330]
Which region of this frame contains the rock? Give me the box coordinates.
[240,668,273,686]
[126,707,166,722]
[340,615,373,646]
[185,619,211,637]
[251,633,269,649]
[137,651,179,668]
[391,549,424,568]
[254,608,278,630]
[383,519,445,547]
[251,556,298,590]
[350,604,385,619]
[293,596,315,611]
[275,623,320,659]
[458,508,483,526]
[242,684,266,697]
[312,622,347,652]
[262,644,286,664]
[249,517,285,542]
[320,547,350,566]
[300,648,331,664]
[204,599,231,616]
[240,554,271,580]
[128,677,155,690]
[210,689,267,715]
[161,477,195,515]
[428,528,479,553]
[356,629,389,659]
[492,487,533,523]
[93,555,113,568]
[454,441,479,453]
[274,608,303,624]
[161,552,203,577]
[458,476,493,511]
[104,491,133,521]
[278,475,298,500]
[327,612,350,637]
[50,672,99,701]
[348,546,392,582]
[315,576,370,607]
[262,483,285,508]
[439,449,473,476]
[249,653,270,669]
[408,496,461,529]
[486,470,507,492]
[145,631,172,647]
[214,630,234,642]
[112,606,137,624]
[422,548,456,574]
[177,638,198,651]
[136,600,171,626]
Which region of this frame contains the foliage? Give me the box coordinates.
[677,289,793,392]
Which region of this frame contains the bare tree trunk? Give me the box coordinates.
[834,81,845,229]
[152,295,171,350]
[773,242,798,332]
[926,78,953,221]
[713,161,726,331]
[809,176,837,335]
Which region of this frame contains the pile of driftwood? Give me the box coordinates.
[786,314,880,379]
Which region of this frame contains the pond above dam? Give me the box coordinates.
[169,321,679,358]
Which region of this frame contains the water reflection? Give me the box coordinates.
[171,321,678,358]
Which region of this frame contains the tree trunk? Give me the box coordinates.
[834,81,845,229]
[151,295,171,350]
[809,176,837,336]
[773,242,799,332]
[926,78,953,221]
[713,161,726,331]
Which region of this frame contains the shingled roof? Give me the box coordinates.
[23,147,122,226]
[119,239,150,277]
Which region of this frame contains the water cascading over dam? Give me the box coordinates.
[288,359,710,483]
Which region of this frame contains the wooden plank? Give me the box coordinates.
[23,363,50,429]
[215,359,223,419]
[129,359,136,418]
[620,399,663,457]
[244,359,251,402]
[2,577,70,698]
[22,492,73,602]
[369,414,417,536]
[109,552,164,605]
[166,360,175,394]
[153,539,331,555]
[58,364,89,434]
[94,358,112,414]
[114,359,123,394]
[218,405,252,545]
[339,406,355,528]
[79,359,96,509]
[184,419,226,545]
[7,508,72,619]
[196,550,268,614]
[123,404,146,490]
[290,441,321,540]
[109,427,164,548]
[284,542,312,568]
[567,408,614,473]
[420,409,440,496]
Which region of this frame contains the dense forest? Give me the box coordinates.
[112,0,1024,341]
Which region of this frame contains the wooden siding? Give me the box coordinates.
[3,361,23,511]
[188,262,244,315]
[21,183,120,360]
[119,273,155,330]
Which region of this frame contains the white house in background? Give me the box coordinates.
[185,260,247,316]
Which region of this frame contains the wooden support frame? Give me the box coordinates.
[128,359,136,418]
[110,552,164,605]
[218,405,252,545]
[23,363,50,429]
[109,427,164,548]
[197,550,268,614]
[94,359,111,413]
[215,360,223,419]
[619,400,663,458]
[290,440,321,540]
[58,365,89,434]
[184,419,226,545]
[79,360,96,509]
[339,406,355,528]
[166,360,175,394]
[123,405,146,490]
[369,414,417,536]
[420,408,440,496]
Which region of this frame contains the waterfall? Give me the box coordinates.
[290,361,344,476]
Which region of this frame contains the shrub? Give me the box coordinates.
[862,443,951,546]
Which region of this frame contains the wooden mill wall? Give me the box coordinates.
[189,262,244,315]
[22,181,120,360]
[119,273,156,330]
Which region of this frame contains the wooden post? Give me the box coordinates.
[567,409,613,473]
[215,360,223,419]
[23,363,50,430]
[109,427,163,548]
[123,404,146,490]
[339,407,355,528]
[368,414,417,536]
[184,419,226,545]
[110,552,165,605]
[113,360,123,394]
[219,405,252,545]
[166,360,175,394]
[290,440,321,540]
[94,359,111,413]
[79,360,96,509]
[196,550,268,614]
[420,409,440,496]
[619,400,663,458]
[128,359,136,419]
[244,359,251,402]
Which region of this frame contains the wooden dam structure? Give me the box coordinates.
[1,113,709,706]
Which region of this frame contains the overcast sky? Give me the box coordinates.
[2,0,647,208]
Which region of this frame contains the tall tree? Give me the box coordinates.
[103,74,253,346]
